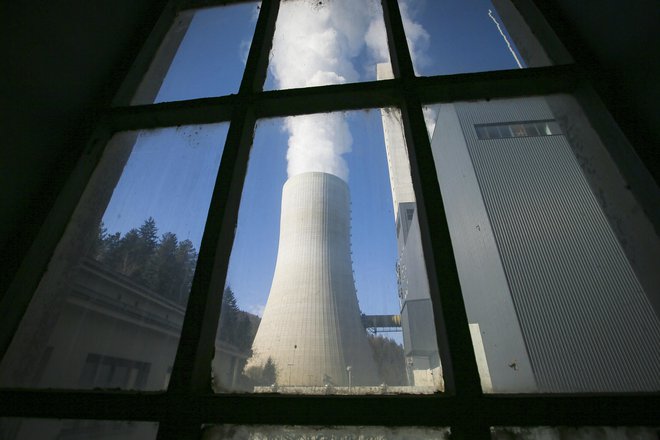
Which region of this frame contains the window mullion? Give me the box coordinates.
[239,0,280,94]
[2,389,660,426]
[397,93,486,400]
[381,0,414,81]
[415,64,580,106]
[105,65,581,133]
[163,104,256,394]
[107,95,238,132]
[381,0,485,411]
[164,0,277,394]
[112,0,180,107]
[158,1,279,438]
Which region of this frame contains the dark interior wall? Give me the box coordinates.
[0,1,163,285]
[534,0,660,182]
[0,0,658,289]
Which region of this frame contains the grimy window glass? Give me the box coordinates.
[0,418,158,440]
[0,124,228,390]
[131,3,261,105]
[397,0,553,76]
[202,425,451,439]
[491,427,660,439]
[426,95,660,393]
[213,109,443,394]
[2,0,657,438]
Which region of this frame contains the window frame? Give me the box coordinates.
[1,0,659,439]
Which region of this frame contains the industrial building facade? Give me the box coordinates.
[1,0,659,439]
[431,97,660,393]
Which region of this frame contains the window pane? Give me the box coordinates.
[474,121,561,140]
[491,427,660,439]
[265,0,391,90]
[487,125,501,139]
[202,425,450,439]
[425,95,660,393]
[524,122,539,136]
[510,124,526,137]
[131,3,260,105]
[497,124,513,137]
[546,120,562,135]
[398,0,554,76]
[0,124,228,390]
[212,109,443,394]
[0,418,157,440]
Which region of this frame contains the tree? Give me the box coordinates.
[138,217,158,254]
[217,286,259,352]
[91,222,107,260]
[174,239,197,303]
[219,286,239,344]
[244,357,278,386]
[262,357,277,385]
[368,334,407,385]
[92,218,200,305]
[105,228,142,276]
[234,314,253,352]
[92,222,121,262]
[148,232,179,300]
[133,217,159,282]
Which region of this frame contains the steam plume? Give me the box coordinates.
[269,0,428,182]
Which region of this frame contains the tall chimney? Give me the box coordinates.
[247,172,377,386]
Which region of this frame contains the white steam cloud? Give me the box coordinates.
[269,0,429,182]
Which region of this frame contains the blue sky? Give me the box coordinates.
[227,110,399,317]
[101,0,525,319]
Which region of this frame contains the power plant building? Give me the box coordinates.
[378,55,660,392]
[430,97,660,392]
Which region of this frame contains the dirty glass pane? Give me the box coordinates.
[202,425,450,439]
[491,427,660,439]
[0,418,158,440]
[131,3,260,104]
[0,124,228,390]
[212,109,443,394]
[264,0,391,90]
[397,0,554,77]
[424,95,660,393]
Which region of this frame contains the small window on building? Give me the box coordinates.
[475,120,562,140]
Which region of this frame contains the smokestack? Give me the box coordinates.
[247,172,377,387]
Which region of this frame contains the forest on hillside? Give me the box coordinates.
[93,218,407,387]
[92,217,197,305]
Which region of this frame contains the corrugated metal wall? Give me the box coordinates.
[455,98,660,392]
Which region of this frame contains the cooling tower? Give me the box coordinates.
[247,172,378,387]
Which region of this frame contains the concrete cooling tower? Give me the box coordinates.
[246,172,378,387]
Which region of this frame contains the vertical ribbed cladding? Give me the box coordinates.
[456,98,660,392]
[247,172,378,387]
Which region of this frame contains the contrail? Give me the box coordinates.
[488,9,523,69]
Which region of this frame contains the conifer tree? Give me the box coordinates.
[368,334,407,385]
[93,218,201,305]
